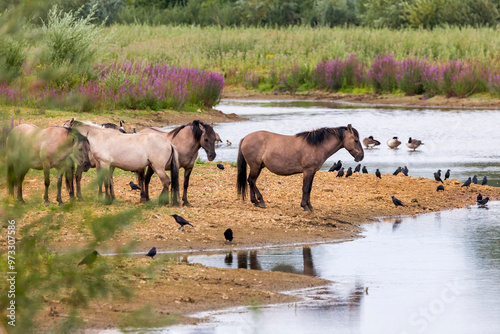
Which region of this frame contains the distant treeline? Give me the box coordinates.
[3,0,500,29]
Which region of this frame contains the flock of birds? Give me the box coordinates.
[78,214,234,266]
[363,135,423,150]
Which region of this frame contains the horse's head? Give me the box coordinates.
[343,124,364,162]
[195,121,217,161]
[71,131,92,171]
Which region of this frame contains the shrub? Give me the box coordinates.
[398,56,429,96]
[368,52,401,93]
[278,64,311,93]
[314,54,365,91]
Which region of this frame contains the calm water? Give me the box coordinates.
[195,100,500,186]
[162,202,500,334]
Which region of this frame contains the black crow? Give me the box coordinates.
[217,163,225,170]
[129,181,141,190]
[434,172,443,183]
[354,164,361,173]
[477,193,483,202]
[133,128,137,134]
[171,214,193,230]
[146,247,157,259]
[345,167,353,178]
[444,169,451,180]
[78,250,99,267]
[437,185,444,192]
[393,167,402,175]
[224,228,233,242]
[481,176,488,186]
[437,169,442,178]
[461,177,472,187]
[375,169,381,179]
[477,197,489,206]
[362,166,368,174]
[402,166,409,176]
[329,160,342,172]
[472,175,478,184]
[336,168,344,177]
[392,196,405,207]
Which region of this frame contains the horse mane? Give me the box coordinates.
[296,126,357,146]
[72,120,102,129]
[170,120,215,141]
[66,127,89,143]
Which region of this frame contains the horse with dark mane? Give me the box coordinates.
[7,123,91,206]
[237,124,364,211]
[139,120,217,206]
[69,120,179,206]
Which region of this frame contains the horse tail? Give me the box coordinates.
[237,138,247,201]
[169,144,180,206]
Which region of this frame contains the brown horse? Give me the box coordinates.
[7,123,91,206]
[139,120,217,206]
[237,124,364,211]
[70,120,179,206]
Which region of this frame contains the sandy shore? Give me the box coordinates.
[2,91,500,331]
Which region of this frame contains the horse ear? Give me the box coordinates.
[69,118,75,128]
[347,124,353,132]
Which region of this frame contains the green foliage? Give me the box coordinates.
[41,5,103,71]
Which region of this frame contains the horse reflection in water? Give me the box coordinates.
[223,247,316,276]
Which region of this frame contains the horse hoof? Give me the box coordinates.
[183,202,191,207]
[43,201,50,207]
[255,202,266,208]
[58,202,64,206]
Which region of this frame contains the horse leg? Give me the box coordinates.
[137,169,147,203]
[101,165,113,204]
[144,166,154,202]
[182,167,192,207]
[154,169,170,207]
[16,170,27,204]
[56,169,65,206]
[301,170,316,212]
[65,163,75,200]
[43,165,51,206]
[96,165,104,199]
[75,165,84,201]
[248,165,265,208]
[109,166,116,199]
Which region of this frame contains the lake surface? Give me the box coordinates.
[162,201,500,334]
[147,100,500,334]
[195,100,500,187]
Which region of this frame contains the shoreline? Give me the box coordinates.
[2,94,500,331]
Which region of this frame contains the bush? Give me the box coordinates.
[41,5,104,74]
[0,37,27,82]
[314,54,365,91]
[398,56,429,95]
[368,52,401,93]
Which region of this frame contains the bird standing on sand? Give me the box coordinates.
[387,137,401,149]
[436,169,442,178]
[329,160,342,172]
[217,163,225,170]
[393,167,402,176]
[434,172,444,183]
[354,164,361,173]
[477,193,483,202]
[444,169,451,180]
[224,228,233,242]
[336,168,345,177]
[461,177,472,187]
[406,137,423,150]
[129,181,141,190]
[363,136,381,148]
[477,197,489,206]
[472,175,478,184]
[392,196,405,207]
[345,167,353,178]
[146,247,157,259]
[375,169,382,179]
[78,250,99,267]
[362,166,368,174]
[481,176,488,185]
[171,214,194,230]
[437,185,445,192]
[402,166,409,176]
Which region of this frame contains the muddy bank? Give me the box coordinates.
[223,89,500,109]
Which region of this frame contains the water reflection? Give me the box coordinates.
[168,202,500,334]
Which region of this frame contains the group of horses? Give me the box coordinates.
[6,118,364,211]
